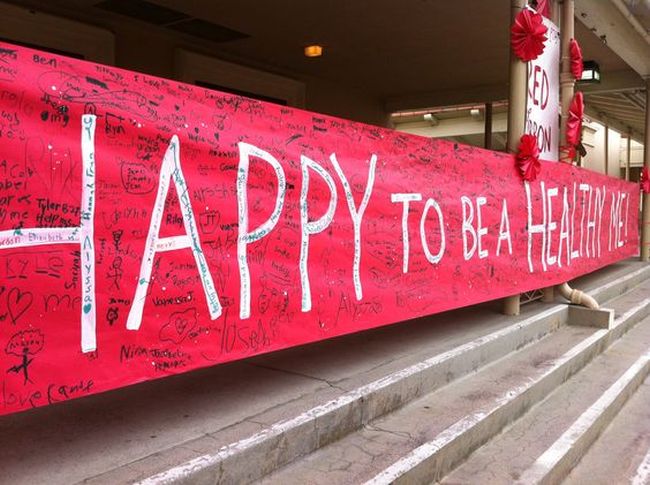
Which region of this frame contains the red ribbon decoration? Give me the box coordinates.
[566,91,584,147]
[569,39,584,80]
[511,9,548,62]
[535,0,551,18]
[516,134,541,182]
[559,144,577,163]
[641,167,650,194]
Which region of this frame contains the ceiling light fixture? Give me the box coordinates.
[304,45,324,58]
[579,60,601,83]
[423,113,439,126]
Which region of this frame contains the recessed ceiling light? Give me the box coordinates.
[304,45,323,58]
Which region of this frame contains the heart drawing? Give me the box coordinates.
[7,288,33,325]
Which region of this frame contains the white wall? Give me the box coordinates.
[561,119,626,178]
[394,112,508,139]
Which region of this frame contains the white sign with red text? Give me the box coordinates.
[526,16,560,161]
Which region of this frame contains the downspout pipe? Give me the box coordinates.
[557,282,599,309]
[556,0,600,310]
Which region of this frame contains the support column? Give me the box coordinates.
[642,77,650,262]
[559,0,575,155]
[626,132,632,181]
[503,0,528,316]
[554,0,578,301]
[542,286,555,303]
[604,123,609,176]
[484,102,493,149]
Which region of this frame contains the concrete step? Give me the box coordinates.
[260,280,650,485]
[441,300,650,484]
[517,349,650,485]
[563,376,650,485]
[2,261,648,485]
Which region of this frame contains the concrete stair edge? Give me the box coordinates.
[365,296,650,484]
[518,349,650,485]
[117,264,650,485]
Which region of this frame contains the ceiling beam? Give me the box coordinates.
[585,106,644,143]
[384,83,508,113]
[575,0,650,77]
[578,69,646,95]
[394,112,508,138]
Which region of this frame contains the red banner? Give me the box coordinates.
[0,42,639,415]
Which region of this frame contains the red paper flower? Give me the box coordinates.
[566,91,584,146]
[641,167,650,194]
[569,39,584,80]
[511,9,548,62]
[516,134,541,182]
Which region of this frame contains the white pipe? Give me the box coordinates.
[557,282,600,309]
[554,1,600,312]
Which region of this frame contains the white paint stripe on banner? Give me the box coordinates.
[154,235,192,252]
[299,155,338,312]
[127,136,222,331]
[236,142,286,320]
[329,153,377,301]
[80,114,97,353]
[0,227,79,248]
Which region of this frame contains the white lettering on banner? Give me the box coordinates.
[126,135,222,331]
[461,196,489,261]
[0,117,637,353]
[570,182,580,260]
[526,181,548,273]
[497,199,513,257]
[525,181,631,273]
[546,187,559,267]
[0,115,97,352]
[300,156,338,312]
[330,153,377,301]
[461,196,477,261]
[391,193,422,273]
[586,186,596,258]
[620,193,625,247]
[80,115,97,352]
[525,15,560,160]
[476,196,488,259]
[237,142,286,319]
[595,187,607,258]
[558,187,570,268]
[579,184,590,258]
[420,198,445,265]
[609,191,629,250]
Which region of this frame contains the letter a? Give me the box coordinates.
[126,136,221,331]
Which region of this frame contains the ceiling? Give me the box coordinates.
[22,0,640,96]
[133,0,514,98]
[8,0,650,137]
[623,0,650,32]
[584,90,647,139]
